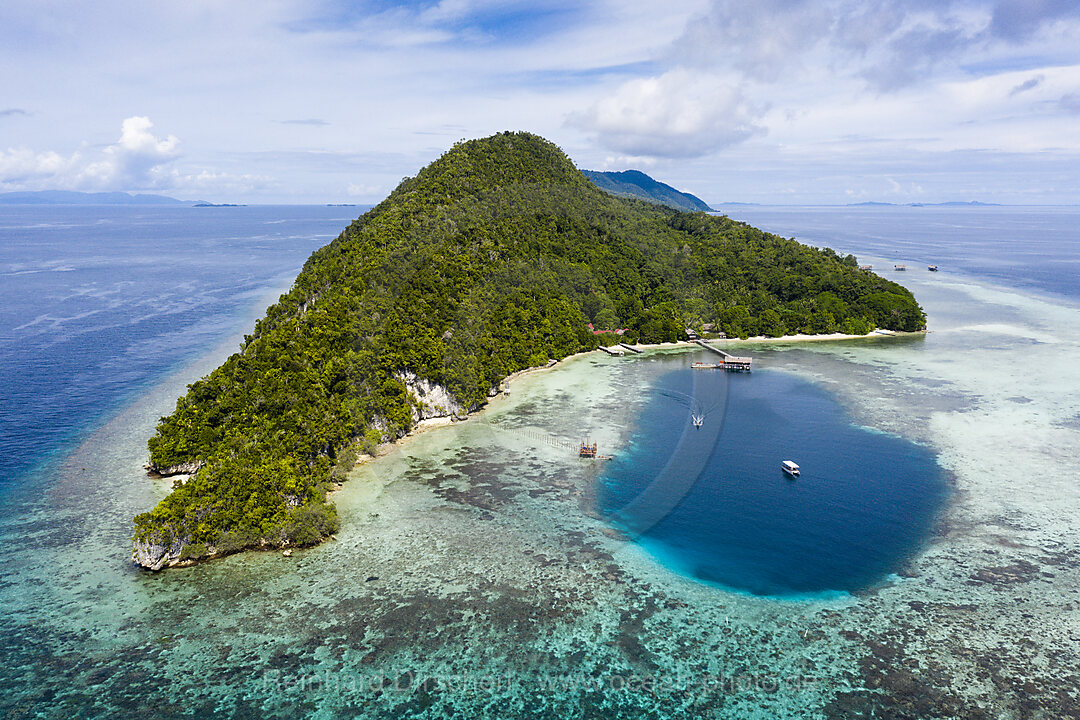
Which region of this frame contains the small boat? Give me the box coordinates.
[692,362,722,369]
[692,414,704,428]
[928,264,939,271]
[894,264,907,271]
[782,460,800,477]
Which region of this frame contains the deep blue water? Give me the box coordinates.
[598,363,947,596]
[0,205,364,493]
[720,205,1080,302]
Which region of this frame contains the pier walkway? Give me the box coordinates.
[693,340,753,371]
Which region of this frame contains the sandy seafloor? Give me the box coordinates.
[2,261,1079,719]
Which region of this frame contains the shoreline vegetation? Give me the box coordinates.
[132,132,925,570]
[345,326,924,469]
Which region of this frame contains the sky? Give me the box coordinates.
[1,0,1079,205]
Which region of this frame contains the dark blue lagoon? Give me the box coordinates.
[597,355,949,597]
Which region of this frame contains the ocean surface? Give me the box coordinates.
[723,204,1080,302]
[0,205,357,490]
[0,204,1077,718]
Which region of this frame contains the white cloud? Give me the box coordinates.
[80,116,180,189]
[569,69,765,158]
[0,147,82,186]
[4,1,1080,203]
[0,116,181,192]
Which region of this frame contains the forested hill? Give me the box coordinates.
[133,131,925,569]
[583,169,712,212]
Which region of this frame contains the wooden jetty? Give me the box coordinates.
[693,340,753,371]
[618,342,643,354]
[597,345,625,356]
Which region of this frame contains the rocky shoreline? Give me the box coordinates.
[133,369,513,571]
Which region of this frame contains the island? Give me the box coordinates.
[132,131,925,569]
[0,190,189,205]
[582,169,712,212]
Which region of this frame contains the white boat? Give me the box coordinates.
[782,460,800,477]
[692,414,704,428]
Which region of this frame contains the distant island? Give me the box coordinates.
[848,201,1002,207]
[0,190,190,205]
[193,202,246,207]
[582,169,712,212]
[132,132,925,570]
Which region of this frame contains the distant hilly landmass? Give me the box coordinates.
[0,190,190,205]
[582,169,712,212]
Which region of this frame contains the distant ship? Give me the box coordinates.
[782,460,800,477]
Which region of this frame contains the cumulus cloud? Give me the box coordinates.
[83,116,180,188]
[0,116,180,192]
[569,69,766,158]
[570,0,1080,163]
[0,108,30,118]
[0,148,82,187]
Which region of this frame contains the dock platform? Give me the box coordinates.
[597,345,625,356]
[693,340,752,371]
[618,342,643,354]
